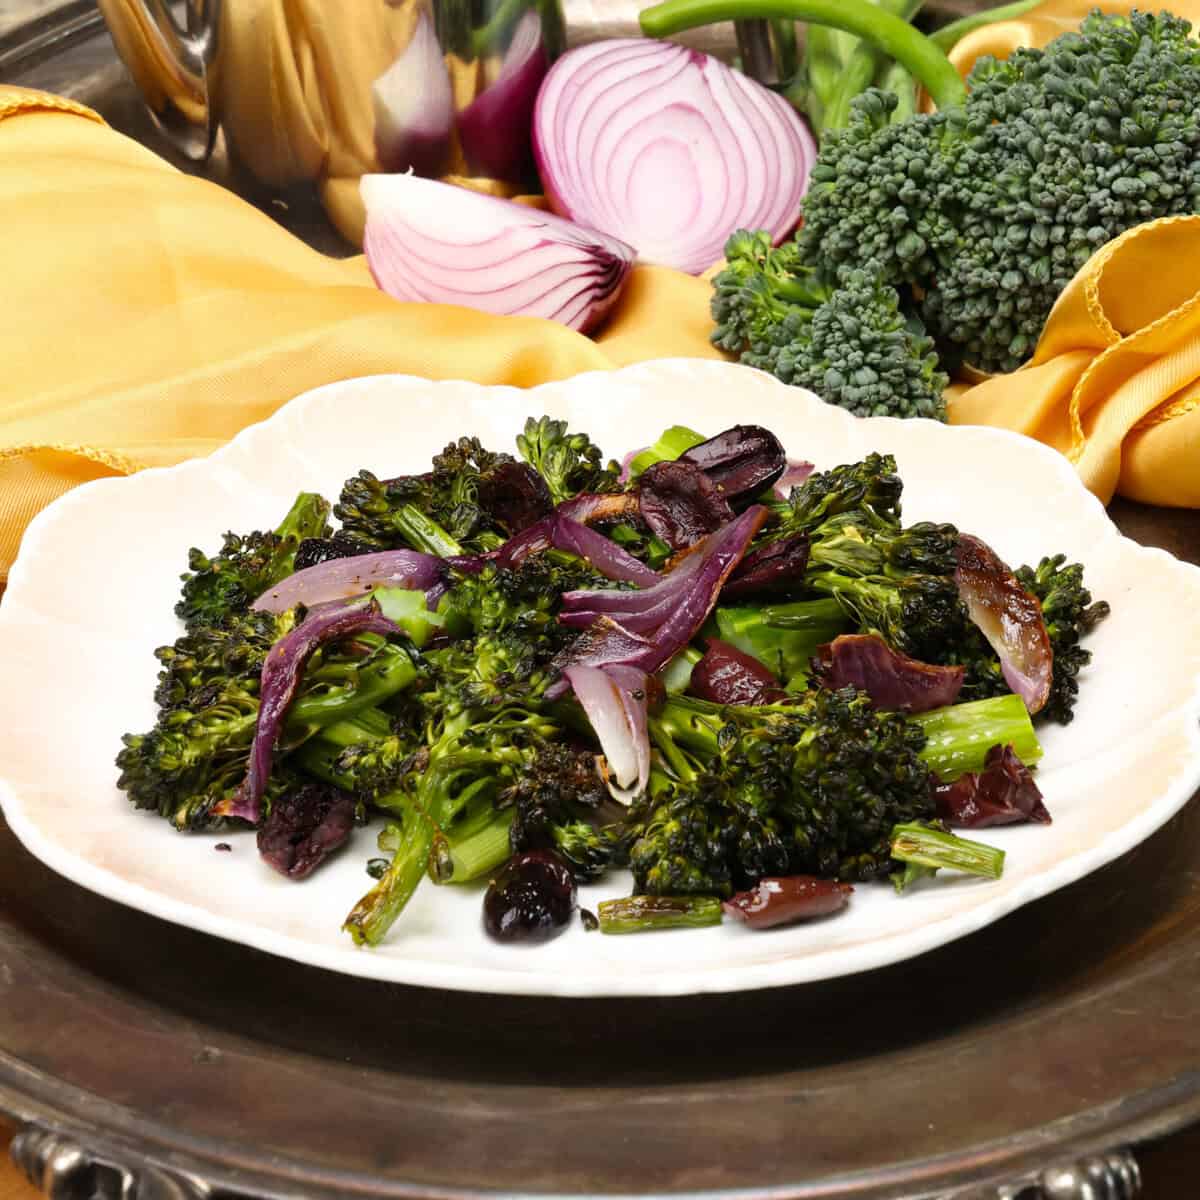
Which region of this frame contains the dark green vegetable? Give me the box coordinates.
[597,894,724,933]
[711,231,947,421]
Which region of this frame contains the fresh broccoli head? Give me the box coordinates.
[711,230,948,420]
[799,10,1200,373]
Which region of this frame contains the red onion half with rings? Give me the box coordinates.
[533,39,816,274]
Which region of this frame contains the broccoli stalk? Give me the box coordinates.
[890,820,1005,889]
[598,895,724,933]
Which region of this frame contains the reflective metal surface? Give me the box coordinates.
[93,0,566,195]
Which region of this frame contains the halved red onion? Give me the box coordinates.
[224,601,400,824]
[564,664,646,800]
[372,10,454,175]
[955,535,1053,714]
[532,39,816,274]
[361,174,636,334]
[252,549,445,614]
[813,633,965,714]
[546,616,657,699]
[458,10,549,183]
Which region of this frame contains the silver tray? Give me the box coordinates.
[2,10,1199,1198]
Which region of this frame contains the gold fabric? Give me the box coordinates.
[945,0,1200,507]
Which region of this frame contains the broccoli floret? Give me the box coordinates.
[799,10,1200,373]
[335,436,538,555]
[710,230,948,420]
[516,416,620,504]
[175,492,330,632]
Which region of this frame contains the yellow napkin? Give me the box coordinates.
[945,2,1200,508]
[0,87,721,580]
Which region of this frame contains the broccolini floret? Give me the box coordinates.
[711,230,948,420]
[516,416,620,504]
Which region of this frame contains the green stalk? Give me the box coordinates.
[394,504,464,557]
[819,0,925,135]
[627,425,705,479]
[716,598,848,689]
[344,805,436,947]
[912,694,1041,782]
[771,17,800,80]
[598,894,724,933]
[288,645,418,726]
[469,0,529,57]
[928,0,1042,51]
[443,809,515,882]
[639,0,968,110]
[890,821,1005,880]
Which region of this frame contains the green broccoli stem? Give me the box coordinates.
[288,644,419,727]
[469,0,529,57]
[928,0,1042,50]
[818,0,925,135]
[442,808,516,882]
[910,693,1042,781]
[393,504,464,558]
[344,807,436,947]
[598,894,724,933]
[890,821,1004,879]
[639,0,967,110]
[627,425,704,478]
[656,692,1041,781]
[715,598,848,688]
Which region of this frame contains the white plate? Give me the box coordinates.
[2,359,1199,997]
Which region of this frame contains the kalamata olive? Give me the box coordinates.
[483,850,577,943]
[688,639,787,706]
[478,461,553,534]
[256,782,357,880]
[637,460,733,549]
[722,534,810,600]
[723,876,853,929]
[679,425,786,507]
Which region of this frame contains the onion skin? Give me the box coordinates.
[532,39,816,274]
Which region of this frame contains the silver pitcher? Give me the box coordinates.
[94,0,569,241]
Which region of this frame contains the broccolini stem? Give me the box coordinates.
[928,0,1042,50]
[343,807,436,946]
[626,425,705,479]
[598,894,724,933]
[758,597,848,630]
[819,0,924,135]
[890,821,1004,879]
[288,645,419,726]
[912,693,1042,781]
[393,503,464,557]
[771,17,800,81]
[441,809,516,882]
[639,0,968,110]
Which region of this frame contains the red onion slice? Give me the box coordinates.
[371,10,454,175]
[563,665,641,797]
[933,744,1051,829]
[955,535,1053,714]
[813,634,965,713]
[362,174,636,334]
[252,549,445,614]
[553,517,660,586]
[533,39,816,274]
[774,459,815,501]
[224,601,400,825]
